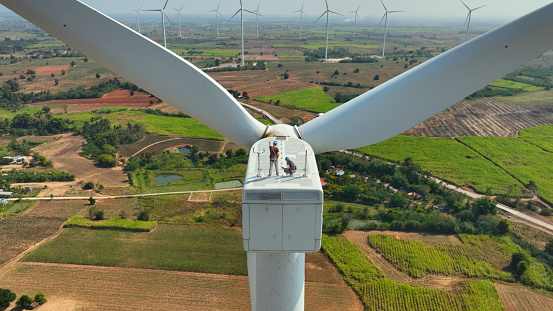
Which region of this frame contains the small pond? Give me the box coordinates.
[178,147,190,153]
[154,174,182,185]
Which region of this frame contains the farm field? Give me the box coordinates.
[457,136,553,203]
[0,261,362,311]
[0,215,65,266]
[356,135,523,195]
[322,234,505,311]
[255,87,339,113]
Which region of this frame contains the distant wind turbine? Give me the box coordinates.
[209,2,223,38]
[293,2,307,38]
[314,0,343,61]
[130,5,142,34]
[252,1,262,39]
[461,0,486,41]
[349,4,361,38]
[379,0,402,57]
[145,0,173,48]
[173,4,185,38]
[229,0,257,66]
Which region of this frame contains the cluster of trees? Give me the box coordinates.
[79,117,145,167]
[140,108,190,118]
[320,152,510,235]
[319,81,370,89]
[0,107,75,136]
[304,47,351,62]
[0,170,75,188]
[333,93,361,103]
[505,66,553,90]
[465,86,524,100]
[0,37,39,54]
[0,288,46,308]
[339,56,379,63]
[0,77,149,113]
[227,89,249,99]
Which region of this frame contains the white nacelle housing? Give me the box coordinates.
[242,137,323,252]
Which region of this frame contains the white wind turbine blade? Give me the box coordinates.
[314,11,327,24]
[473,5,486,11]
[163,0,169,11]
[328,11,343,16]
[228,9,241,22]
[299,2,553,154]
[378,12,387,26]
[0,0,265,149]
[460,0,470,10]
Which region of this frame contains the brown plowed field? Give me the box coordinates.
[30,134,128,191]
[344,230,468,291]
[405,98,553,137]
[29,89,153,114]
[495,283,553,311]
[0,262,362,311]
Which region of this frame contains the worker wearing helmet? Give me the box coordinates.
[284,157,297,176]
[268,141,279,176]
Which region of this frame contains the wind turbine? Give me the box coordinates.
[293,2,307,38]
[4,0,553,310]
[130,5,142,34]
[461,0,486,41]
[228,0,257,66]
[173,4,185,38]
[252,1,262,39]
[349,4,361,38]
[314,0,343,61]
[379,0,402,57]
[209,2,223,38]
[144,0,173,48]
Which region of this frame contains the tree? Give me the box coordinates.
[70,61,76,67]
[137,210,150,221]
[97,154,117,167]
[88,196,96,205]
[54,78,59,85]
[61,69,66,75]
[61,103,68,113]
[214,59,220,66]
[510,251,530,270]
[333,70,339,75]
[96,73,101,78]
[225,149,235,158]
[94,210,104,220]
[471,197,497,217]
[0,288,16,308]
[545,239,553,256]
[374,74,380,80]
[235,148,247,157]
[16,295,32,308]
[35,293,46,303]
[495,218,510,234]
[83,181,95,190]
[283,72,289,79]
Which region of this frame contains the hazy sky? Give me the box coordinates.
[0,0,552,22]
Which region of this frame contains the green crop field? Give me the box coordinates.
[357,135,523,195]
[322,235,505,311]
[24,224,247,275]
[255,87,339,113]
[490,79,544,91]
[64,215,157,232]
[61,110,224,140]
[496,89,553,106]
[457,136,553,203]
[367,234,516,280]
[170,49,241,57]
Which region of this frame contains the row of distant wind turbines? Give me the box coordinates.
[132,0,486,64]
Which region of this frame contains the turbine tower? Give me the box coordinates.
[349,4,361,38]
[379,0,402,57]
[4,1,553,310]
[314,0,343,62]
[293,2,307,38]
[130,5,142,34]
[228,0,257,66]
[145,0,173,48]
[209,2,223,38]
[461,0,486,41]
[252,1,262,39]
[173,4,185,38]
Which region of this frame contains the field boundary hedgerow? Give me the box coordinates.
[63,215,156,232]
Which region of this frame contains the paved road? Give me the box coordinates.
[240,102,283,124]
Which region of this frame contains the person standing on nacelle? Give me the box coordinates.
[268,141,279,176]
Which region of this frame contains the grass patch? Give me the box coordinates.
[64,215,156,232]
[490,79,544,91]
[255,87,338,113]
[496,89,553,106]
[357,135,522,195]
[24,224,247,275]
